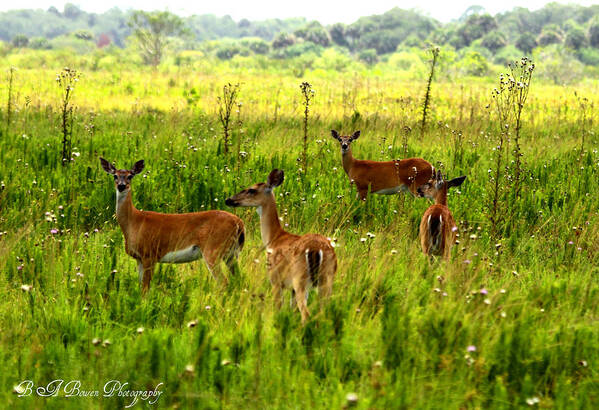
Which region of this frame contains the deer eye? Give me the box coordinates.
[248,189,257,195]
[113,175,118,180]
[127,175,133,180]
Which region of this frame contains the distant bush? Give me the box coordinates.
[216,44,246,60]
[241,38,270,54]
[271,42,323,59]
[388,51,424,71]
[314,48,354,71]
[358,48,378,65]
[29,37,52,50]
[73,29,94,41]
[577,47,599,66]
[455,50,489,76]
[534,45,583,84]
[493,45,523,66]
[272,32,295,49]
[11,34,29,48]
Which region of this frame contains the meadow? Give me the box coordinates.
[0,59,597,409]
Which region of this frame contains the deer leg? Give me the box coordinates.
[141,261,155,294]
[271,282,283,310]
[137,261,144,285]
[356,185,368,201]
[293,285,311,324]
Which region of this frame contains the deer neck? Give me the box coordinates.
[436,185,448,206]
[342,148,356,175]
[116,190,138,235]
[256,194,284,247]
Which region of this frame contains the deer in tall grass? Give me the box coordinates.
[225,169,336,323]
[419,170,466,259]
[331,130,436,201]
[100,158,245,292]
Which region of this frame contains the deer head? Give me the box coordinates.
[225,169,284,208]
[331,130,360,154]
[100,157,144,197]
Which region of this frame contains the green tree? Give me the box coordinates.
[457,14,497,47]
[589,16,599,48]
[565,25,586,50]
[329,23,348,47]
[515,32,537,54]
[537,29,562,46]
[128,10,187,67]
[481,30,507,52]
[294,22,330,47]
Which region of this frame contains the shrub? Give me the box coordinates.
[29,37,52,50]
[358,48,378,65]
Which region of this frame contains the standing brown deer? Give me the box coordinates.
[225,169,337,323]
[419,170,466,259]
[331,130,436,201]
[100,158,245,292]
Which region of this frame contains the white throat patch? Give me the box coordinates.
[116,189,129,213]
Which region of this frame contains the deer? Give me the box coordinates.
[100,158,245,293]
[419,170,466,259]
[225,169,337,323]
[331,130,436,201]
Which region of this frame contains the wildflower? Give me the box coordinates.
[185,364,195,374]
[187,320,198,328]
[17,265,23,271]
[467,345,476,352]
[50,229,58,235]
[479,288,488,295]
[526,397,540,406]
[360,237,367,243]
[20,284,32,292]
[102,339,111,347]
[136,327,144,334]
[578,360,587,367]
[484,298,491,305]
[92,338,102,346]
[346,393,358,407]
[366,232,375,239]
[221,359,231,366]
[500,311,507,318]
[205,305,211,311]
[463,259,471,265]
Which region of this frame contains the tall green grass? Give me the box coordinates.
[0,64,597,408]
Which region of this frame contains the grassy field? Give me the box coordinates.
[0,62,598,409]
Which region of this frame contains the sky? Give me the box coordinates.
[0,1,596,24]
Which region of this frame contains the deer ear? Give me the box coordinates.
[351,130,361,140]
[331,130,340,141]
[447,176,466,188]
[100,157,116,174]
[131,160,145,175]
[267,169,284,188]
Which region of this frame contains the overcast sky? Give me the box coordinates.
[1,1,596,23]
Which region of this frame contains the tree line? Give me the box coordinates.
[3,3,599,68]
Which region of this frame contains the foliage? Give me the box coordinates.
[128,10,187,66]
[481,30,507,52]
